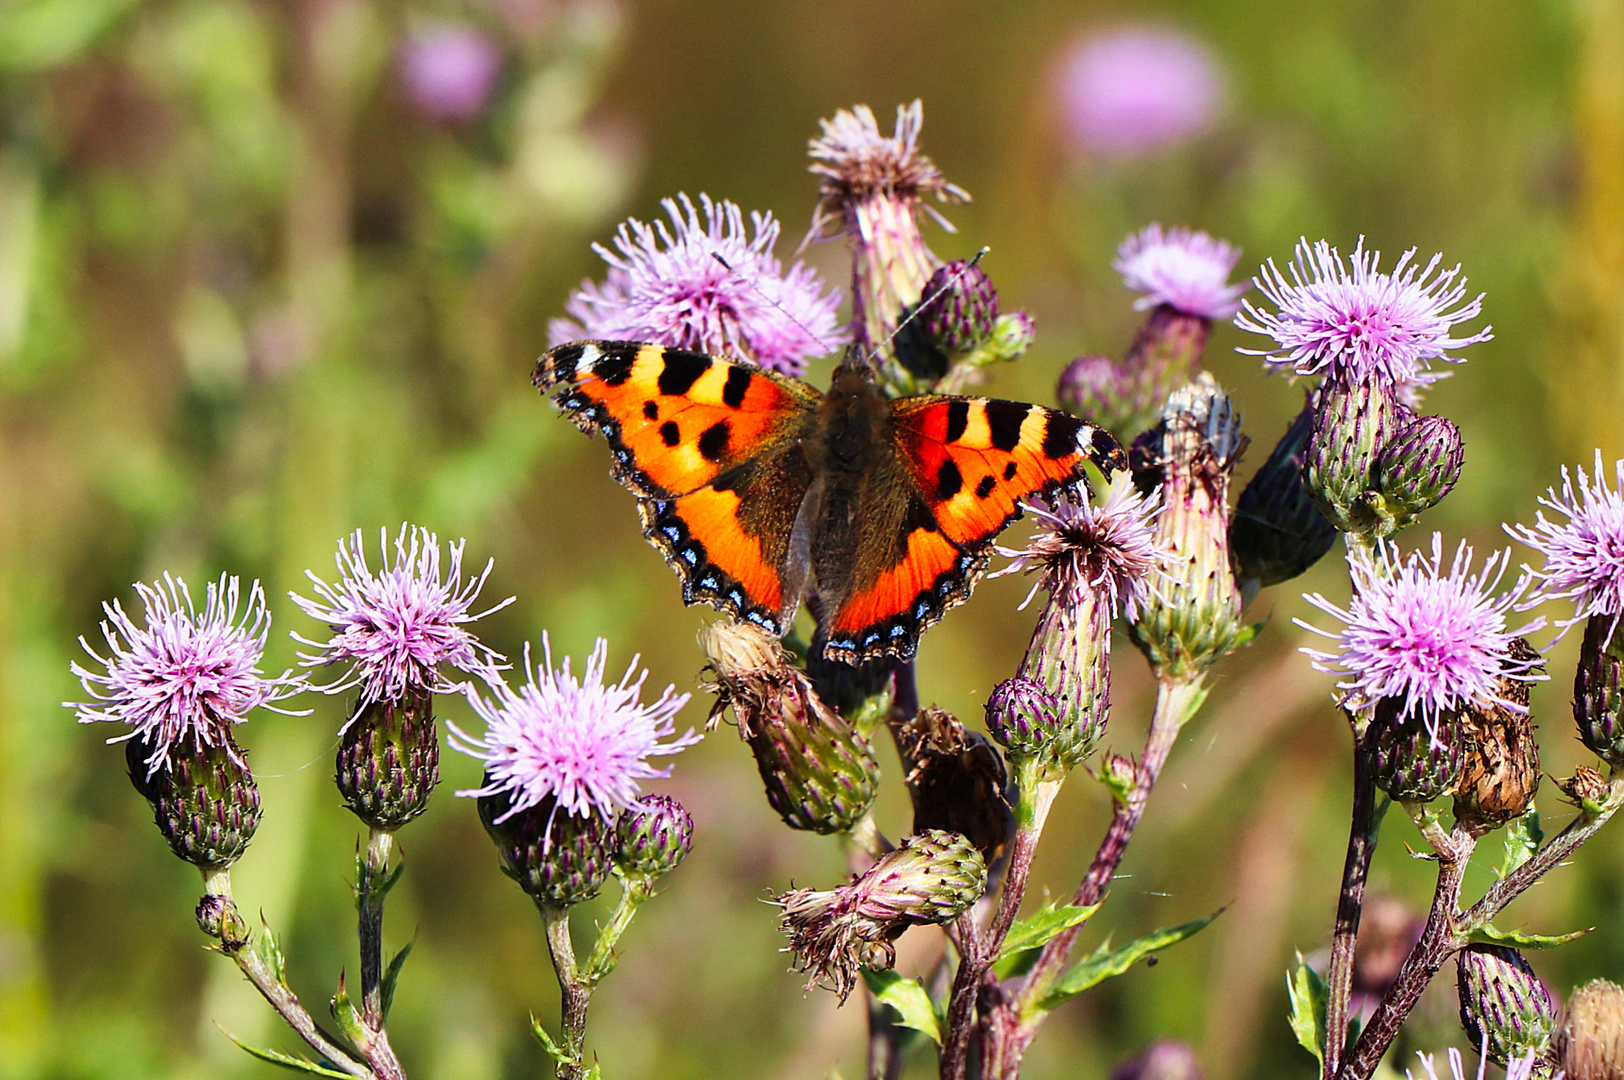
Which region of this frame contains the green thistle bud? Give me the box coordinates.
[1558,979,1624,1080]
[336,690,438,832]
[1304,374,1401,535]
[700,622,880,834]
[1458,944,1556,1066]
[1574,613,1624,767]
[1454,639,1543,834]
[777,829,986,1000]
[898,707,1011,862]
[984,309,1036,362]
[1373,413,1465,529]
[613,794,693,878]
[1232,401,1338,591]
[1129,374,1247,679]
[1365,699,1463,802]
[984,676,1062,761]
[1056,355,1124,433]
[195,892,249,949]
[127,731,261,870]
[477,789,613,908]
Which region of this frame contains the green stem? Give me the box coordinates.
[540,905,592,1080]
[583,873,655,982]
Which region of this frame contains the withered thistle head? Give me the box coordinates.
[776,829,986,1001]
[1453,638,1543,834]
[1558,979,1624,1080]
[897,707,1011,863]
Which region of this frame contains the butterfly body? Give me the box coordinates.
[535,341,1123,664]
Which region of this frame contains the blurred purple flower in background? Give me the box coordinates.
[549,193,847,376]
[399,21,503,124]
[1115,224,1246,320]
[1508,451,1624,630]
[1056,27,1223,158]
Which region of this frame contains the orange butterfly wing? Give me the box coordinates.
[821,396,1125,663]
[535,341,819,633]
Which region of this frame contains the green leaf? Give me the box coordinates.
[220,1030,354,1079]
[1233,619,1268,649]
[861,968,942,1045]
[1469,923,1591,950]
[532,1018,569,1065]
[1286,952,1328,1068]
[255,919,289,984]
[1039,907,1224,1008]
[380,938,415,1019]
[992,902,1101,979]
[1496,809,1544,879]
[330,978,366,1047]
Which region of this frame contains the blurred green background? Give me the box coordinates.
[1,0,1621,1077]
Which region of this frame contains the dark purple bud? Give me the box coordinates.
[1374,413,1464,526]
[336,691,439,832]
[477,789,614,908]
[1057,355,1127,428]
[128,730,261,870]
[1365,698,1464,803]
[1574,613,1624,767]
[920,260,999,353]
[984,676,1061,760]
[1305,374,1401,536]
[1458,944,1556,1065]
[1232,402,1338,590]
[613,794,693,877]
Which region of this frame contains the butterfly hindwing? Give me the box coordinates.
[821,395,1125,663]
[535,340,820,632]
[534,340,820,498]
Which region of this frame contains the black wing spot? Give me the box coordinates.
[1043,413,1084,460]
[594,347,637,387]
[721,365,751,408]
[936,458,963,499]
[657,350,711,396]
[945,399,971,443]
[660,421,682,447]
[985,402,1029,452]
[975,475,996,499]
[1003,461,1018,480]
[697,421,730,462]
[1092,427,1124,470]
[643,401,659,420]
[544,343,585,384]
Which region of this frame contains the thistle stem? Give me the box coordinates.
[1322,745,1381,1079]
[355,828,407,1080]
[540,905,593,1080]
[583,873,654,981]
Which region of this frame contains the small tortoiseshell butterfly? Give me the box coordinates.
[534,341,1125,664]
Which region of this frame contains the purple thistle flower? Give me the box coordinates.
[1405,1047,1545,1080]
[804,100,969,242]
[291,525,512,714]
[548,193,846,377]
[1236,237,1493,398]
[1114,223,1246,320]
[1299,535,1545,737]
[993,482,1167,621]
[450,636,698,823]
[1507,451,1624,631]
[1055,27,1223,159]
[398,21,503,124]
[69,574,306,775]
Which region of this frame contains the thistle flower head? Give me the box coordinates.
[1236,238,1492,398]
[1507,452,1624,631]
[450,635,698,824]
[805,100,968,242]
[548,193,846,376]
[1299,535,1546,738]
[398,20,502,124]
[69,574,305,775]
[1405,1047,1547,1080]
[1115,224,1246,320]
[993,483,1166,621]
[291,525,511,713]
[1055,27,1223,159]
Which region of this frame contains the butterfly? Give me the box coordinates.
[534,341,1125,664]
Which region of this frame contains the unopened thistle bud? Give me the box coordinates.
[1304,374,1402,536]
[1575,613,1624,767]
[127,731,262,870]
[898,707,1011,861]
[477,789,614,908]
[1374,413,1465,529]
[1558,979,1624,1080]
[776,829,986,1001]
[1365,698,1463,803]
[336,691,438,831]
[195,892,249,949]
[1457,944,1556,1066]
[1057,355,1129,434]
[1454,639,1543,833]
[985,676,1062,761]
[613,794,693,878]
[920,259,998,353]
[700,622,880,834]
[1232,401,1338,592]
[1129,374,1247,679]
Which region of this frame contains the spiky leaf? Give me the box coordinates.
[1039,907,1223,1008]
[861,968,942,1044]
[993,902,1101,978]
[1287,953,1329,1068]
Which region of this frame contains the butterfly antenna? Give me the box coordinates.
[710,252,836,356]
[864,245,991,368]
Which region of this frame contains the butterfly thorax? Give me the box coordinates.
[816,361,890,473]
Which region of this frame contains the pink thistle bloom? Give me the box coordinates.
[450,636,699,823]
[1299,535,1545,738]
[548,193,847,377]
[291,525,512,713]
[398,21,502,124]
[1056,27,1223,159]
[993,483,1167,621]
[1507,451,1624,631]
[68,574,307,775]
[1115,223,1246,320]
[1236,237,1493,398]
[804,100,969,239]
[1406,1048,1551,1080]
